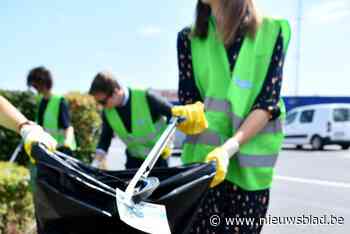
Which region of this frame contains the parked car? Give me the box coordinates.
[283,104,350,150]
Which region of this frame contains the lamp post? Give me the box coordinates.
[295,0,303,96]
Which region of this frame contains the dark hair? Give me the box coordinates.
[27,66,53,89]
[89,72,121,96]
[193,0,261,46]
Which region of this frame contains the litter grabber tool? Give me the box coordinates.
[9,141,23,162]
[116,117,183,234]
[124,117,183,200]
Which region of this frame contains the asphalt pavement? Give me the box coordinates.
[263,145,350,234]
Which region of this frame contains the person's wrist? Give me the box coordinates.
[217,146,230,160]
[222,138,240,158]
[17,120,36,134]
[19,121,41,139]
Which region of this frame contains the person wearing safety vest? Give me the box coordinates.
[177,0,291,233]
[26,66,76,155]
[89,71,207,170]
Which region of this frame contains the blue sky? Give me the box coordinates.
[0,0,349,96]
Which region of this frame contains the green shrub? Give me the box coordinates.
[65,92,102,163]
[0,162,34,234]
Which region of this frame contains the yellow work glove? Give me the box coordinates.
[171,102,208,135]
[205,147,230,188]
[205,138,240,188]
[160,145,172,159]
[20,123,57,161]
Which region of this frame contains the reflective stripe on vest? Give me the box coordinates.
[123,120,165,145]
[185,129,221,145]
[204,97,282,134]
[184,131,278,168]
[237,153,278,167]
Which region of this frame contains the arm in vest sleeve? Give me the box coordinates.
[176,27,203,105]
[174,29,208,134]
[58,98,70,129]
[251,30,285,121]
[63,126,75,148]
[91,113,113,169]
[146,89,173,121]
[57,98,77,150]
[145,90,174,158]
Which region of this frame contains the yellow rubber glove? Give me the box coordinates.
[171,102,208,135]
[160,146,172,159]
[20,123,57,161]
[205,147,230,188]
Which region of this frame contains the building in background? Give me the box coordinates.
[283,96,350,112]
[152,89,350,114]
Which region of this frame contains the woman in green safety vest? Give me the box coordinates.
[177,0,291,233]
[26,66,76,153]
[88,71,207,170]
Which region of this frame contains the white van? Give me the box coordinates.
[283,104,350,150]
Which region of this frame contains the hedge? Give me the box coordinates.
[0,162,34,234]
[65,92,102,163]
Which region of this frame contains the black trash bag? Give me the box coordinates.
[32,145,215,234]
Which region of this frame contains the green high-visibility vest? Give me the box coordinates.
[182,17,291,191]
[104,89,166,159]
[37,95,77,150]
